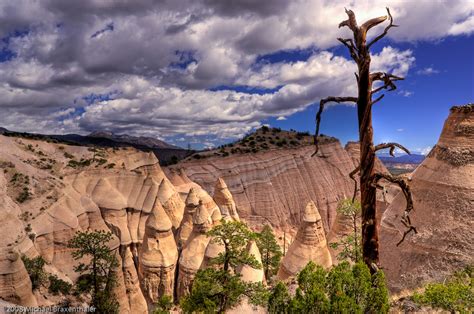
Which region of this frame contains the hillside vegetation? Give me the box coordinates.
[189,126,337,160]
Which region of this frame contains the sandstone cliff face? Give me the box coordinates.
[177,142,356,233]
[213,178,240,221]
[380,104,474,293]
[277,201,332,280]
[177,201,214,299]
[139,200,177,305]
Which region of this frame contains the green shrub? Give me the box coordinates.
[22,256,47,290]
[95,158,107,165]
[48,275,72,295]
[67,159,91,168]
[256,225,282,282]
[16,189,30,203]
[63,152,74,159]
[24,224,32,233]
[412,266,473,312]
[153,295,173,314]
[267,261,389,314]
[181,221,267,313]
[0,160,15,168]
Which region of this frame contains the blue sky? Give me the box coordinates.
[264,36,473,154]
[0,1,472,152]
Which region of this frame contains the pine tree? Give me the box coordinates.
[68,230,119,313]
[181,220,267,313]
[256,225,282,281]
[329,199,362,263]
[267,281,291,314]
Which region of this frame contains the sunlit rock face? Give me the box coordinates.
[158,178,185,230]
[177,143,356,233]
[0,250,37,307]
[237,241,265,283]
[213,178,240,221]
[177,188,200,247]
[139,201,177,304]
[0,142,174,312]
[0,134,270,312]
[380,104,474,293]
[277,201,332,280]
[176,201,213,300]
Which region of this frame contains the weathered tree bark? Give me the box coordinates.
[313,8,415,273]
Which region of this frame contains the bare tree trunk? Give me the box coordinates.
[313,8,416,273]
[357,51,379,269]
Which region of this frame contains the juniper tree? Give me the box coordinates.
[68,230,119,313]
[329,199,362,263]
[256,225,283,281]
[313,8,416,272]
[181,220,267,313]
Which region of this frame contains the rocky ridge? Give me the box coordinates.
[380,104,474,293]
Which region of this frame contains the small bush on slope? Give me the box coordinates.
[21,255,47,290]
[267,261,389,314]
[412,265,473,313]
[48,275,72,295]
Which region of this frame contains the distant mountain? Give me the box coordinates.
[88,131,179,149]
[0,127,192,165]
[378,154,425,164]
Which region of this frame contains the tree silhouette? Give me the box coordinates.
[314,8,416,273]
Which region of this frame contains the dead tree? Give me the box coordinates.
[313,8,416,273]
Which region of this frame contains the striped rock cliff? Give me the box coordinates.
[380,104,474,292]
[176,141,356,233]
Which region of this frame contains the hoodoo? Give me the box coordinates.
[213,177,240,221]
[157,178,185,230]
[177,188,200,246]
[176,201,213,299]
[139,201,178,304]
[380,104,474,292]
[277,201,332,280]
[237,241,265,283]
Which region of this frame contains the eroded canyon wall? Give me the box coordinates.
[0,136,266,312]
[174,142,357,233]
[380,104,474,293]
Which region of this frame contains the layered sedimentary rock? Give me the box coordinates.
[277,201,332,280]
[177,188,200,247]
[177,201,213,299]
[178,142,355,232]
[158,178,185,230]
[0,250,37,307]
[213,178,240,221]
[380,104,474,292]
[139,200,178,303]
[121,246,147,314]
[237,241,265,283]
[0,134,268,311]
